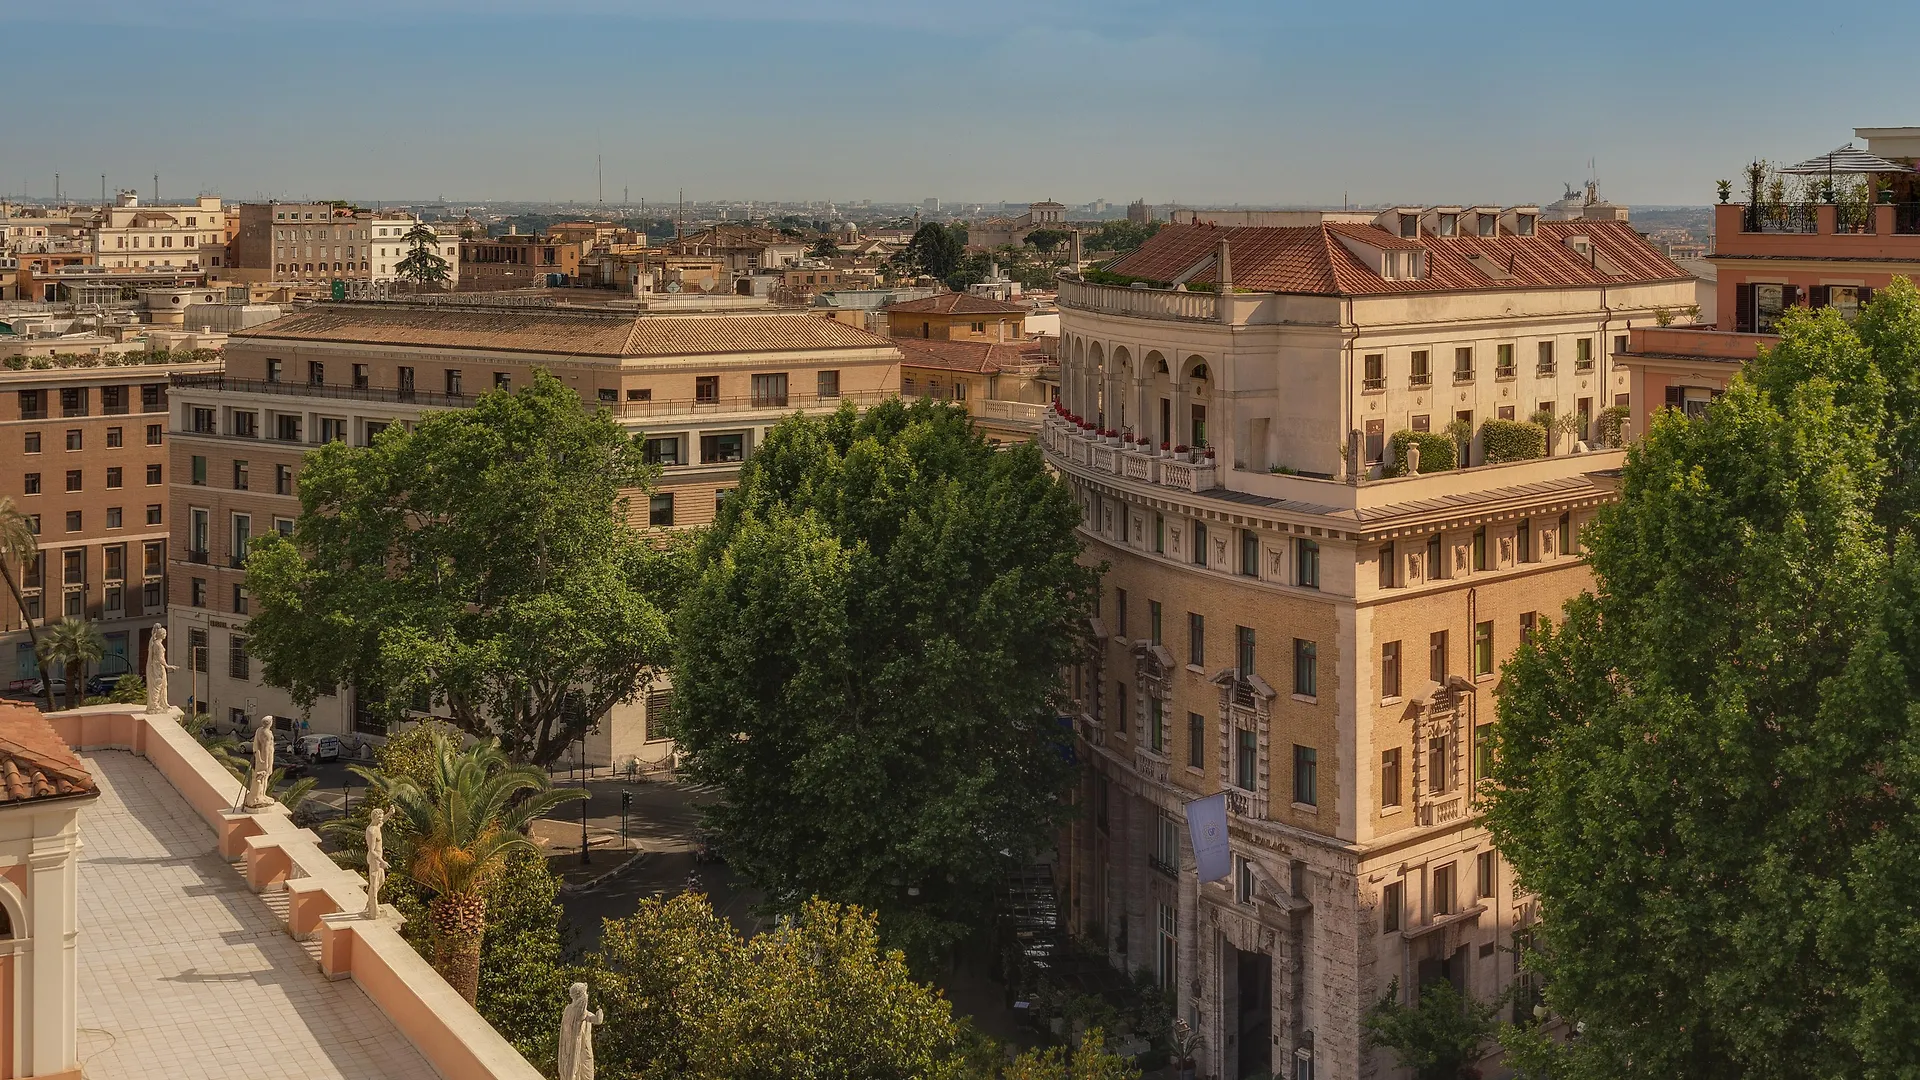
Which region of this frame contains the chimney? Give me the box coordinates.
[1216,238,1233,324]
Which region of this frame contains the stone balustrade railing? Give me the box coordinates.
[1057,278,1219,322]
[48,705,544,1080]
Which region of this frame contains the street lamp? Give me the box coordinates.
[579,734,591,866]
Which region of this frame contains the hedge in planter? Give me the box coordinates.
[1383,430,1456,477]
[1480,418,1547,464]
[1595,404,1632,447]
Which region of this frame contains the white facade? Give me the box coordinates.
[95,195,225,270]
[368,217,461,287]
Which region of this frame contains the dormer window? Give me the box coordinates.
[1399,214,1419,239]
[1438,213,1458,237]
[1516,213,1537,237]
[1477,215,1497,237]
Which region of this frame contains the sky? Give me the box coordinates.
[6,0,1916,209]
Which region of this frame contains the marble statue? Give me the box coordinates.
[363,808,388,919]
[244,721,277,809]
[145,624,177,715]
[558,982,604,1080]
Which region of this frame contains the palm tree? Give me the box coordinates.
[36,616,104,711]
[352,734,584,1002]
[0,498,46,708]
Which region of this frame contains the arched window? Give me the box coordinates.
[0,899,12,937]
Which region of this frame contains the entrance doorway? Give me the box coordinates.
[1159,398,1171,448]
[1235,946,1272,1079]
[1191,404,1208,448]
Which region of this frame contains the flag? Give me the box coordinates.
[1186,791,1231,882]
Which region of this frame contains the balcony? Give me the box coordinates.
[1535,362,1556,376]
[186,549,209,565]
[1224,788,1268,820]
[1043,414,1219,492]
[1149,855,1180,880]
[1058,277,1219,322]
[613,386,893,420]
[1715,201,1920,260]
[172,373,476,410]
[1362,376,1386,391]
[1452,370,1475,384]
[1494,365,1516,379]
[1408,374,1432,389]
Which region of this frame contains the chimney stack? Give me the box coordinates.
[1216,238,1233,324]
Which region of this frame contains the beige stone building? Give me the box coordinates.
[92,193,227,273]
[1049,208,1695,1079]
[162,300,901,764]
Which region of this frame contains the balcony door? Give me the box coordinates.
[1191,404,1207,448]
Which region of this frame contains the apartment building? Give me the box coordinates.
[0,358,220,691]
[93,192,227,271]
[164,300,901,760]
[1617,125,1920,437]
[884,293,1055,441]
[368,216,461,287]
[228,202,374,286]
[1048,209,1695,1079]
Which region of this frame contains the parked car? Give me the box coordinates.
[294,734,342,763]
[24,678,68,699]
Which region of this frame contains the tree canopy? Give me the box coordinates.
[1080,220,1161,255]
[394,222,451,288]
[1484,278,1920,1078]
[671,399,1098,962]
[900,222,966,280]
[244,371,680,764]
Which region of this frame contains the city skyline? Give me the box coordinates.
[8,0,1911,208]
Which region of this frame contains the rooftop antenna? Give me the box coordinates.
[101,174,106,202]
[677,188,684,239]
[597,154,604,205]
[54,172,60,201]
[153,172,159,204]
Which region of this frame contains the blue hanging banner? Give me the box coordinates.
[1186,791,1231,882]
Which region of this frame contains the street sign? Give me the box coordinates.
[330,280,346,301]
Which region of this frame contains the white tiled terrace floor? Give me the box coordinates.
[72,750,437,1080]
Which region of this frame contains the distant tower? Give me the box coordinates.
[1127,199,1152,225]
[923,197,940,214]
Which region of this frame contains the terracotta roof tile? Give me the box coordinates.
[1103,220,1688,297]
[237,305,893,359]
[894,338,1037,375]
[0,702,96,805]
[884,293,1030,315]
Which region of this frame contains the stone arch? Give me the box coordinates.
[1181,354,1211,382]
[0,877,23,938]
[1145,349,1169,375]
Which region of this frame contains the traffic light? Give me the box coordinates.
[621,790,632,811]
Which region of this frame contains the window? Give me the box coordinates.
[817,370,840,398]
[104,425,121,449]
[1382,880,1403,932]
[1454,346,1474,379]
[143,581,161,608]
[1437,212,1458,237]
[189,507,209,561]
[1425,534,1442,580]
[1575,337,1594,371]
[1409,349,1430,386]
[648,493,675,527]
[1411,413,1430,432]
[1154,512,1165,554]
[445,369,463,395]
[1240,530,1259,577]
[60,387,87,417]
[229,634,250,680]
[1236,728,1257,790]
[233,583,248,614]
[275,517,294,536]
[1149,697,1165,752]
[643,437,682,466]
[1382,641,1401,699]
[1429,735,1449,794]
[1614,333,1630,357]
[1237,857,1258,906]
[1236,625,1255,676]
[1363,353,1384,389]
[1520,611,1538,643]
[1515,213,1536,236]
[232,460,248,490]
[398,367,417,398]
[66,429,83,451]
[189,576,208,606]
[1114,589,1128,637]
[1496,342,1516,376]
[191,455,206,485]
[1433,862,1455,916]
[1382,748,1402,808]
[18,389,45,419]
[62,548,83,585]
[627,388,652,401]
[1516,519,1532,562]
[146,504,162,526]
[107,506,123,529]
[1295,538,1319,588]
[1190,521,1208,567]
[1149,600,1162,645]
[190,407,216,434]
[230,514,251,566]
[700,433,744,463]
[1558,512,1571,555]
[1472,620,1494,677]
[695,376,720,404]
[1188,712,1205,768]
[1293,639,1317,697]
[1475,723,1495,787]
[1187,612,1204,667]
[266,358,283,383]
[147,463,162,486]
[319,418,346,444]
[23,431,39,454]
[1429,630,1448,683]
[1116,683,1127,729]
[307,361,325,387]
[275,464,293,495]
[23,473,39,495]
[1379,544,1396,589]
[1293,745,1317,806]
[64,511,81,532]
[188,628,209,672]
[65,470,81,492]
[353,364,369,389]
[106,466,123,488]
[1473,527,1487,571]
[1365,419,1385,465]
[147,423,162,445]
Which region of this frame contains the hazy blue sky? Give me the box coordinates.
[7,0,1914,208]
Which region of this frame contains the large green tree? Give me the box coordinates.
[0,498,47,708]
[1484,278,1920,1078]
[243,372,679,763]
[672,399,1097,962]
[36,616,103,711]
[900,222,965,280]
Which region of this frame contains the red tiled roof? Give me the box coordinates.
[0,702,96,805]
[893,338,1041,375]
[1103,220,1688,297]
[885,292,1029,315]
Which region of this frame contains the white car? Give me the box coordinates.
[294,734,342,763]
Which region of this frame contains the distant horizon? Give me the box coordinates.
[6,1,1908,208]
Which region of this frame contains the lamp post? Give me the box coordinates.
[579,736,591,866]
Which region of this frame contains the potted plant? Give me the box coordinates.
[1170,1018,1202,1080]
[1717,179,1732,204]
[1174,444,1190,462]
[1203,447,1216,461]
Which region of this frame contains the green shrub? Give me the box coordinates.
[1480,418,1547,464]
[1383,430,1456,476]
[1596,404,1632,447]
